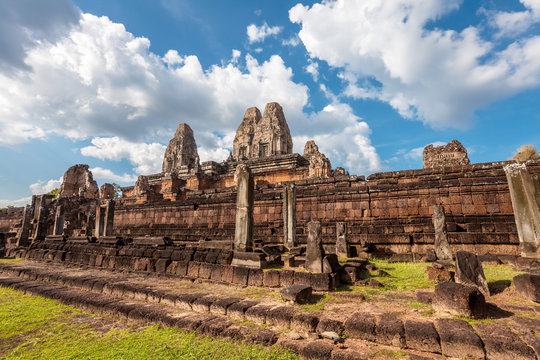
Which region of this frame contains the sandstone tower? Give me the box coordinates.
[162,123,199,174]
[233,102,293,161]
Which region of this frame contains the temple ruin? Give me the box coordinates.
[2,101,540,359]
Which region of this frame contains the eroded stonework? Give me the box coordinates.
[233,102,293,161]
[423,140,470,168]
[99,183,115,200]
[162,123,199,174]
[59,164,98,199]
[304,140,331,178]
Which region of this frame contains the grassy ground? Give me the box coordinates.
[0,286,297,360]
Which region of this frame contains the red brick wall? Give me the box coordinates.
[111,160,529,255]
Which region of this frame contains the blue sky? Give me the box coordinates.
[1,0,540,206]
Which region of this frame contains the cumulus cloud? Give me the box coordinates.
[305,60,319,81]
[293,102,381,175]
[90,167,138,183]
[396,141,446,161]
[488,0,540,38]
[29,177,63,195]
[0,197,31,208]
[81,137,166,175]
[290,0,540,129]
[246,22,282,43]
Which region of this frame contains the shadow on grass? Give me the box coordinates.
[486,302,514,319]
[488,280,511,295]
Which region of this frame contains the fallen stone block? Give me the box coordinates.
[375,313,406,348]
[436,318,485,359]
[404,319,441,353]
[263,270,280,287]
[191,295,219,313]
[291,312,320,333]
[209,297,242,315]
[311,273,334,291]
[248,329,278,346]
[455,250,490,296]
[514,273,540,302]
[316,318,344,336]
[280,284,312,304]
[300,340,334,360]
[245,304,275,325]
[266,306,296,328]
[331,349,367,360]
[344,312,377,342]
[433,281,486,318]
[475,323,536,360]
[227,300,259,320]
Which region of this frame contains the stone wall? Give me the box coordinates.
[0,207,24,236]
[111,160,526,255]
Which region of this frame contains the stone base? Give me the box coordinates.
[133,236,171,246]
[67,236,90,243]
[97,236,124,245]
[45,235,65,242]
[231,251,266,269]
[198,240,233,249]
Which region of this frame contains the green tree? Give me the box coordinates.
[111,183,122,198]
[46,188,60,199]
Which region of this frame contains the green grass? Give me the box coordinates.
[483,264,524,284]
[0,286,297,360]
[300,293,339,312]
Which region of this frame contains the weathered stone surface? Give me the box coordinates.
[425,264,454,284]
[404,319,441,353]
[436,319,484,360]
[283,184,296,248]
[301,340,334,360]
[58,164,98,199]
[476,323,536,360]
[344,312,377,342]
[233,102,292,160]
[306,221,324,273]
[231,251,265,269]
[455,250,490,296]
[322,254,340,274]
[291,312,319,333]
[134,175,151,197]
[280,284,312,304]
[433,282,487,318]
[304,140,331,178]
[99,183,115,199]
[234,164,254,252]
[335,222,350,258]
[423,140,470,168]
[263,270,280,287]
[375,314,406,348]
[514,273,540,302]
[162,123,199,174]
[504,163,540,258]
[432,205,452,261]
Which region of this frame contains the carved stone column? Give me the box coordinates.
[283,184,297,248]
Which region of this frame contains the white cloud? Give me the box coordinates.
[231,49,241,63]
[0,6,382,182]
[90,167,137,183]
[0,13,309,149]
[81,137,166,174]
[293,102,381,175]
[0,197,31,208]
[305,60,319,81]
[398,141,446,161]
[282,36,301,47]
[246,22,282,43]
[290,0,540,129]
[29,177,62,195]
[488,0,540,38]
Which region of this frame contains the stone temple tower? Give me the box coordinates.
[162,123,199,174]
[232,102,293,161]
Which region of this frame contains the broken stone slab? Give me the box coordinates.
[280,284,312,304]
[432,205,453,261]
[231,252,266,269]
[335,222,350,258]
[433,281,487,318]
[425,264,455,284]
[504,163,540,258]
[436,318,485,359]
[322,254,340,274]
[514,273,540,302]
[475,323,536,360]
[234,164,254,252]
[305,220,324,273]
[455,250,490,296]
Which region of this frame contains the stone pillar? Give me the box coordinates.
[432,205,452,261]
[234,164,254,252]
[15,205,32,247]
[94,200,115,237]
[31,195,51,242]
[504,163,540,257]
[283,184,297,248]
[336,222,350,258]
[53,205,64,236]
[306,220,325,273]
